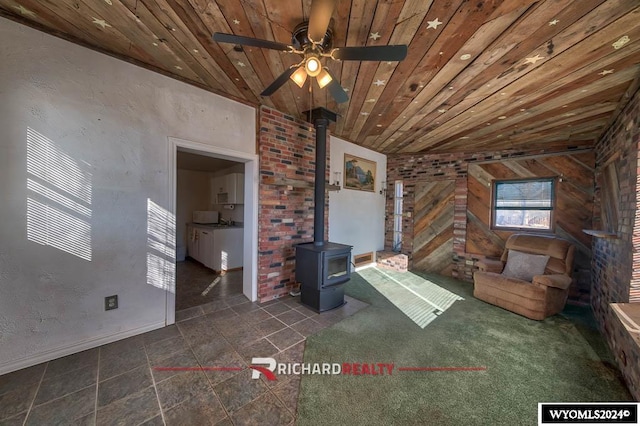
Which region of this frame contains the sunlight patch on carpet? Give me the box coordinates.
[358,267,464,328]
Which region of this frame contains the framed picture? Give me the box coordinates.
[344,154,376,192]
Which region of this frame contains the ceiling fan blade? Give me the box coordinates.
[213,32,292,51]
[325,69,349,104]
[308,0,336,44]
[332,45,408,61]
[261,67,298,96]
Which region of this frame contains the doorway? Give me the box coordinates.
[168,137,258,324]
[176,150,245,311]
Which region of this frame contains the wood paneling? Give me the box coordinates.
[1,1,638,154]
[412,180,455,275]
[466,153,595,266]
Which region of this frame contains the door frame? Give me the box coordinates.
[167,137,259,325]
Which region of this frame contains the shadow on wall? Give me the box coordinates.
[25,126,176,293]
[147,199,176,293]
[26,127,93,261]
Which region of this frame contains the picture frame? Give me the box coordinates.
[344,154,376,192]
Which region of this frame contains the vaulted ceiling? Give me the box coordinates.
[1,0,639,154]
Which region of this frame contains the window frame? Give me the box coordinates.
[490,176,557,233]
[392,180,403,252]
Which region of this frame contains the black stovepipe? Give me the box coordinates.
[313,117,328,246]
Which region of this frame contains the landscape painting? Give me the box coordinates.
[344,154,376,192]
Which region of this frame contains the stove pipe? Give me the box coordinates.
[313,118,328,246]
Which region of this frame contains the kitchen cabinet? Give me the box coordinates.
[199,229,215,269]
[212,228,243,271]
[187,225,243,272]
[211,173,244,204]
[186,225,214,268]
[186,224,199,261]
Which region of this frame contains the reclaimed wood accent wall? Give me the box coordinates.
[412,180,455,275]
[467,152,595,301]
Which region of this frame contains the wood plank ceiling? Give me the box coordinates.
[1,0,638,155]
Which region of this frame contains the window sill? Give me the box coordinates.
[582,229,618,238]
[490,227,554,233]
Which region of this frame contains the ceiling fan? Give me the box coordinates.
[212,0,408,104]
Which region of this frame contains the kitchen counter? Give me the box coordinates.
[190,222,244,229]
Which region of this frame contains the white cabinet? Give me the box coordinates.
[212,228,243,271]
[233,173,245,204]
[186,225,199,260]
[198,229,214,269]
[187,225,243,272]
[186,225,214,268]
[211,173,244,204]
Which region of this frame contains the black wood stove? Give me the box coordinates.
[295,108,352,312]
[296,241,352,311]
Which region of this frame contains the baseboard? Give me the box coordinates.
[0,321,166,376]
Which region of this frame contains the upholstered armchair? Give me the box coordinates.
[473,234,575,320]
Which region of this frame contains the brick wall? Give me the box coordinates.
[258,106,329,302]
[592,86,640,399]
[385,146,593,295]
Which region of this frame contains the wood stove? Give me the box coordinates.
[296,242,352,312]
[295,107,352,312]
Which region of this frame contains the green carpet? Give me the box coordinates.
[297,272,632,426]
[358,267,464,328]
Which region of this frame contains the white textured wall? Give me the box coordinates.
[329,136,387,258]
[0,18,256,373]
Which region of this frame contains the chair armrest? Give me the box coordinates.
[532,274,572,290]
[476,259,504,273]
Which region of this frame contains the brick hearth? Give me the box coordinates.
[376,251,408,272]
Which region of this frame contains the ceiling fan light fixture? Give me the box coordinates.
[212,0,407,103]
[305,56,322,77]
[316,69,332,88]
[290,66,308,88]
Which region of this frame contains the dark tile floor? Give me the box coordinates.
[0,261,368,425]
[176,259,243,311]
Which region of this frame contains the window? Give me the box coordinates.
[393,180,403,251]
[492,177,555,231]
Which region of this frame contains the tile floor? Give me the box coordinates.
[175,259,243,311]
[0,265,368,425]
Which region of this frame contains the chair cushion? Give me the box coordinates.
[501,249,550,282]
[502,234,573,275]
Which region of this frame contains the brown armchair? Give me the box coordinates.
[473,234,575,320]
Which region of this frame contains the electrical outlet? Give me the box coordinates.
[105,295,118,311]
